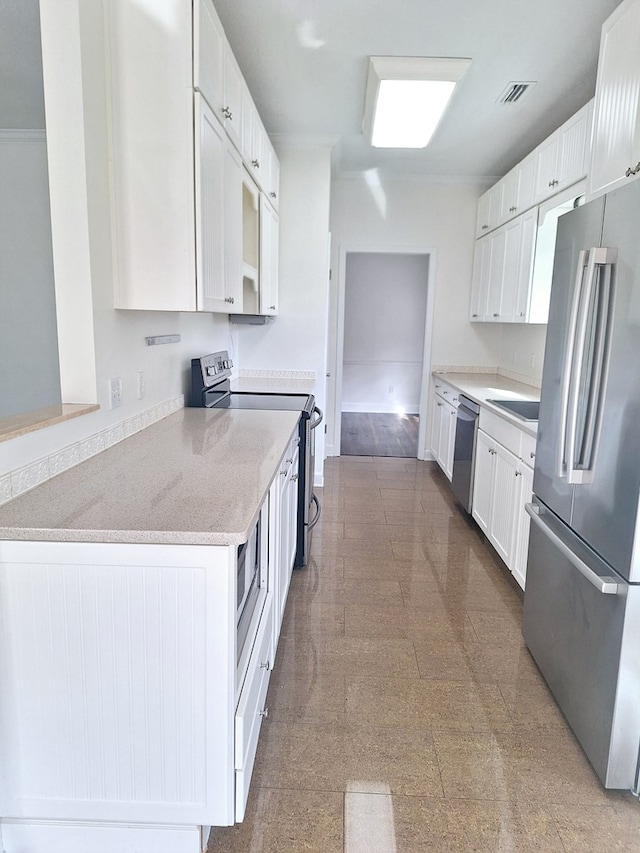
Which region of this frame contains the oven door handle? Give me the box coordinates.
[307,493,322,530]
[309,406,324,430]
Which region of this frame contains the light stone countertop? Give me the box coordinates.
[0,407,300,546]
[433,371,541,437]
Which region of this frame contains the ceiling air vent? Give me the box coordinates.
[497,81,536,104]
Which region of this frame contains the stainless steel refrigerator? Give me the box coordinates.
[523,178,640,792]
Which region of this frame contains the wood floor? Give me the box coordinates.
[340,412,419,457]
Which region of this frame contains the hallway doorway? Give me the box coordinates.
[337,251,430,457]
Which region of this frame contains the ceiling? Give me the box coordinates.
[2,0,623,180]
[212,0,622,181]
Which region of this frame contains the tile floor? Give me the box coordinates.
[207,457,640,852]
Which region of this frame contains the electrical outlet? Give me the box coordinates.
[137,370,145,400]
[109,377,122,409]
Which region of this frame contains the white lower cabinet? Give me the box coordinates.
[0,442,300,851]
[431,381,459,481]
[472,414,536,589]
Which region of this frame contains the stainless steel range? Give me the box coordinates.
[189,351,322,567]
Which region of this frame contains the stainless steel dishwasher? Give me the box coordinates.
[451,395,480,513]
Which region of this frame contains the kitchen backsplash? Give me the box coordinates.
[0,395,184,508]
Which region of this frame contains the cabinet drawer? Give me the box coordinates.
[479,409,522,456]
[433,378,460,408]
[235,596,273,821]
[520,431,537,466]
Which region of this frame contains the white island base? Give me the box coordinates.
[0,539,262,853]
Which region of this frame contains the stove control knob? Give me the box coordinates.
[223,359,231,369]
[206,365,216,376]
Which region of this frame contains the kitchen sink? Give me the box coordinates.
[487,399,540,421]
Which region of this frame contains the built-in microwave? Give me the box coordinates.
[236,503,269,681]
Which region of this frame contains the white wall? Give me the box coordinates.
[0,132,61,418]
[499,324,547,382]
[234,143,332,483]
[0,0,230,479]
[328,174,504,454]
[342,252,428,413]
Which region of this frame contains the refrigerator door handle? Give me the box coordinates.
[525,503,620,594]
[566,247,617,485]
[558,249,589,479]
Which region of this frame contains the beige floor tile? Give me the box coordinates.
[468,610,526,647]
[344,795,565,853]
[347,676,513,733]
[266,668,346,724]
[312,521,345,541]
[413,636,495,683]
[433,729,611,805]
[498,679,570,733]
[322,505,388,524]
[207,787,343,852]
[279,594,345,638]
[253,721,443,797]
[551,797,640,852]
[343,554,438,582]
[277,636,420,678]
[312,537,396,559]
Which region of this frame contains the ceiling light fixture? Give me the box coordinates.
[363,56,471,149]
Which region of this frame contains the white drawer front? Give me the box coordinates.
[235,596,273,821]
[479,409,522,456]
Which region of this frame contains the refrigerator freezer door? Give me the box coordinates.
[533,196,605,526]
[523,500,640,789]
[571,181,640,582]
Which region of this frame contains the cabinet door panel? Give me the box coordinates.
[489,444,519,565]
[514,208,538,321]
[486,229,506,320]
[223,46,243,148]
[195,96,226,312]
[588,0,640,198]
[512,463,534,589]
[194,0,224,115]
[443,403,457,481]
[470,236,490,320]
[472,430,494,534]
[260,197,279,315]
[498,218,522,321]
[557,103,590,190]
[516,154,536,212]
[534,133,560,202]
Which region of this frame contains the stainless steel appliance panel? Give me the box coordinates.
[533,196,605,527]
[451,396,480,513]
[522,500,640,789]
[570,184,640,582]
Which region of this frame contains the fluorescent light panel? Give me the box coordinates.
[364,57,471,149]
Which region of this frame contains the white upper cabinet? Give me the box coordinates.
[222,45,243,149]
[260,196,279,315]
[470,207,542,324]
[475,184,500,237]
[588,0,640,199]
[499,156,535,222]
[533,102,592,203]
[194,0,224,117]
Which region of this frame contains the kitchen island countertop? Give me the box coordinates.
[0,407,300,546]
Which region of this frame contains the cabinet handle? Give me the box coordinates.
[291,474,299,482]
[222,106,233,121]
[548,179,559,187]
[224,296,235,304]
[492,312,499,317]
[509,206,516,212]
[515,470,521,477]
[269,304,276,310]
[489,448,496,455]
[259,707,269,719]
[519,312,526,317]
[482,224,489,230]
[252,159,260,169]
[530,451,536,459]
[270,191,277,199]
[260,660,271,671]
[437,402,443,407]
[625,161,640,177]
[472,313,479,318]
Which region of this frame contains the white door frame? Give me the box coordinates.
[331,244,437,459]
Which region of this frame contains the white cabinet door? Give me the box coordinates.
[588,0,640,198]
[442,401,457,481]
[475,184,499,237]
[431,393,445,463]
[516,153,536,213]
[264,141,280,212]
[534,131,560,202]
[513,207,539,322]
[511,462,534,590]
[557,101,591,190]
[489,442,520,566]
[194,0,225,116]
[195,95,226,312]
[222,45,243,149]
[223,142,244,311]
[260,196,279,315]
[499,168,518,222]
[472,429,495,535]
[469,235,491,321]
